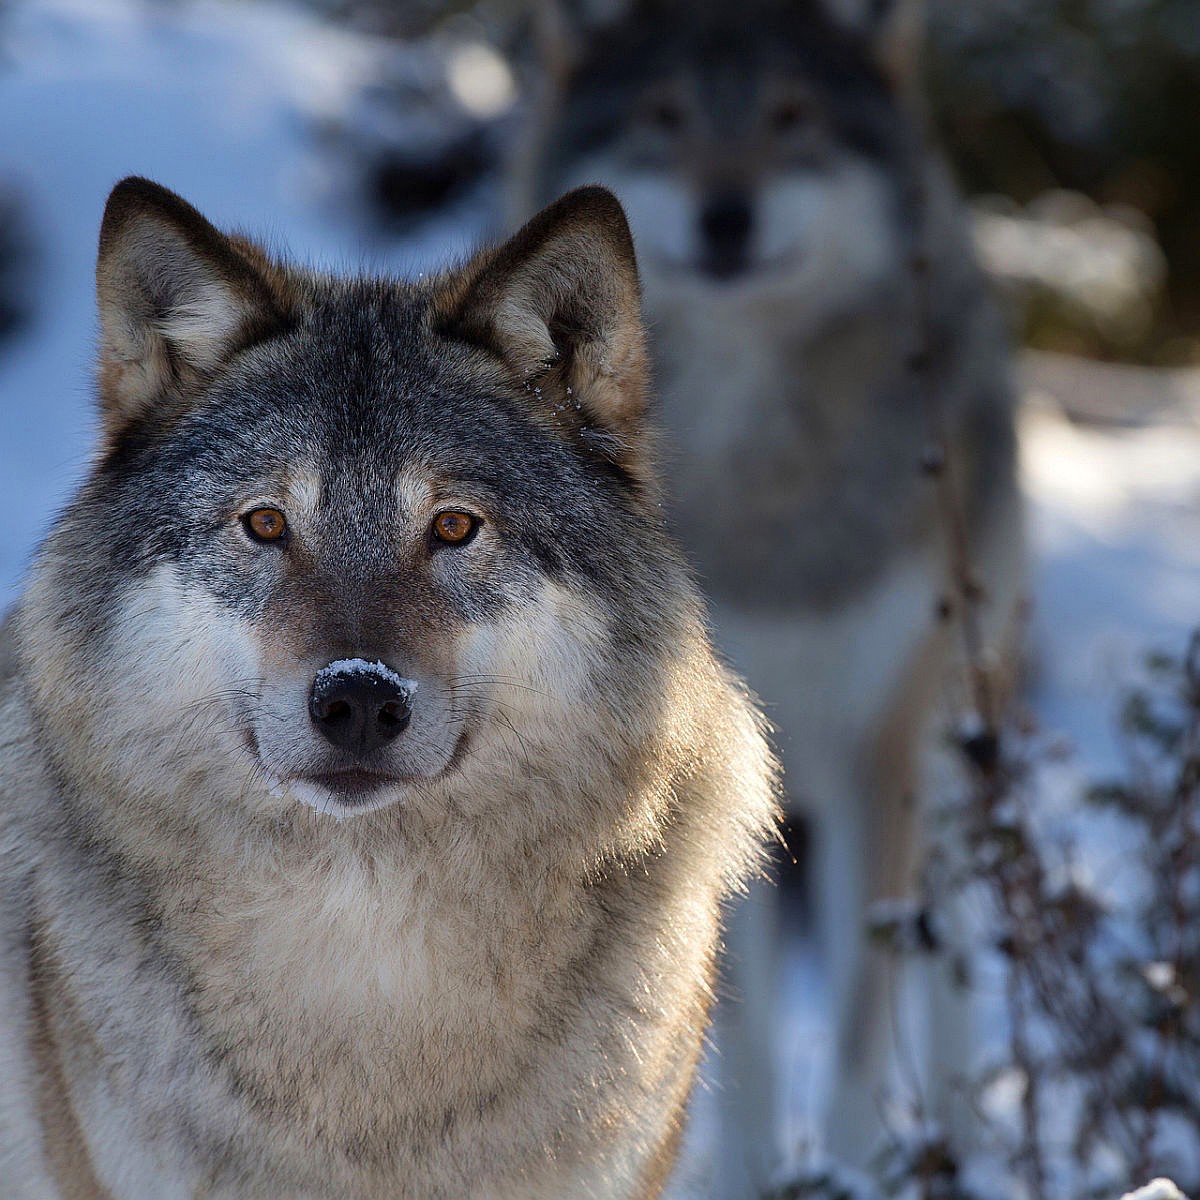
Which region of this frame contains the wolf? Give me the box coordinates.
[0,177,777,1200]
[513,0,1026,1188]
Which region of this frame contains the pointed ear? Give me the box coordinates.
[95,177,289,438]
[825,0,923,90]
[434,186,653,488]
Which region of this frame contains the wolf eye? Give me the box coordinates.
[431,510,478,546]
[641,97,685,133]
[770,98,809,132]
[242,507,288,543]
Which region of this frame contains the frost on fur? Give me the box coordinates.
[314,659,419,697]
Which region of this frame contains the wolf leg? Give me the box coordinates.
[714,876,781,1199]
[922,490,1027,1154]
[823,625,944,1168]
[819,779,906,1168]
[924,892,972,1150]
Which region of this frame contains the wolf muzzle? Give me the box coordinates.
[308,659,416,757]
[699,191,754,280]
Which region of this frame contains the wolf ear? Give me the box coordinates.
[434,186,652,483]
[825,0,923,89]
[95,177,288,438]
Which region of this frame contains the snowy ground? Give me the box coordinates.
[1,1,1198,1196]
[668,377,1200,1196]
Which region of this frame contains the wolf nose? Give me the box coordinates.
[308,661,414,756]
[698,192,753,278]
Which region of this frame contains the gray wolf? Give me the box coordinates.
[0,177,776,1199]
[512,0,1025,1188]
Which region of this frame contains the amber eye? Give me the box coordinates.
[431,510,478,546]
[243,507,288,543]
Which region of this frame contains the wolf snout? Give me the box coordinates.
[308,659,416,756]
[698,192,754,279]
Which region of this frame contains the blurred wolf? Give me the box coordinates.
[513,0,1025,1188]
[0,178,776,1199]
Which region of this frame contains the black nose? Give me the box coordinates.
[308,662,413,756]
[698,192,754,279]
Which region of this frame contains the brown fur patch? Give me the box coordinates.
[635,1115,688,1200]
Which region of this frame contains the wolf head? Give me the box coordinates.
[19,178,722,843]
[521,0,921,323]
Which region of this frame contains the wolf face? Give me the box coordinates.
[23,178,679,829]
[529,0,917,325]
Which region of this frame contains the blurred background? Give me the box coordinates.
[1,1,1198,1196]
[4,0,1200,615]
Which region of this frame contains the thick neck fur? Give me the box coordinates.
[10,556,766,1195]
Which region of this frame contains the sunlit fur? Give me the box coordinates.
[0,179,777,1199]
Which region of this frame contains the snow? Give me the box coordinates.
[313,658,418,695]
[1122,1181,1190,1200]
[1020,390,1200,774]
[1144,960,1177,992]
[1,1,1198,1196]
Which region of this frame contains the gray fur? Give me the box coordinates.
[0,179,777,1199]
